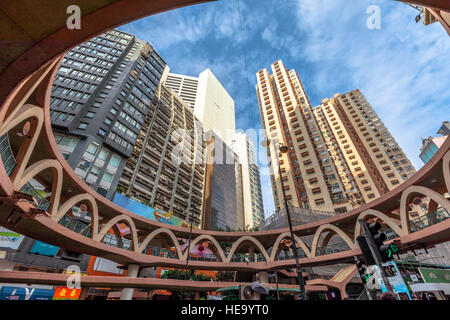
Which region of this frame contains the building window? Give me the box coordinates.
[86,111,95,118]
[102,172,114,183]
[87,142,99,155]
[109,155,121,168]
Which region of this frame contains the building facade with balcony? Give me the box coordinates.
[50,29,166,200]
[256,60,416,213]
[117,83,206,227]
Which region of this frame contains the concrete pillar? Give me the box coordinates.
[79,287,89,300]
[120,264,140,300]
[248,246,255,262]
[258,272,269,283]
[339,286,348,300]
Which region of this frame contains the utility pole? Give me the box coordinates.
[358,220,396,296]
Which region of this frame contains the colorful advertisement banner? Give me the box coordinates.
[0,286,54,300]
[29,240,60,257]
[0,226,24,250]
[52,287,81,300]
[113,192,193,228]
[376,261,412,299]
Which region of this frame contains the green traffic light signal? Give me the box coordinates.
[381,243,399,260]
[390,244,399,253]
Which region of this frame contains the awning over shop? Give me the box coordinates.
[409,283,450,295]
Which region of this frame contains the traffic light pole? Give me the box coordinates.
[353,256,373,300]
[358,220,395,295]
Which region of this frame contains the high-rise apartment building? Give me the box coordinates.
[202,130,244,231]
[256,60,415,213]
[164,68,236,142]
[118,83,206,227]
[229,132,265,229]
[314,90,416,202]
[164,73,199,111]
[420,121,449,164]
[50,29,166,200]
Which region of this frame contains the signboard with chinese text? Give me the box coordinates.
[52,287,81,300]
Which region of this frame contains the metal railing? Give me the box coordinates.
[409,207,449,232]
[316,240,350,256]
[58,214,92,237]
[229,252,266,263]
[19,182,50,211]
[277,249,308,260]
[144,246,178,259]
[1,133,51,210]
[383,207,450,239]
[188,253,219,262]
[102,233,132,250]
[0,134,16,175]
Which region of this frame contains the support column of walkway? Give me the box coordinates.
[120,264,140,300]
[79,287,90,300]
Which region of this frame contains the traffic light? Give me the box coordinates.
[367,222,398,263]
[355,257,370,284]
[356,235,376,265]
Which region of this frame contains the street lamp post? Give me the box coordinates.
[184,205,194,282]
[263,138,307,299]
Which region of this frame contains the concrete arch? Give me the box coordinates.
[311,224,356,257]
[322,232,335,248]
[354,209,405,240]
[270,232,312,260]
[0,59,58,129]
[181,234,226,262]
[226,236,270,263]
[14,159,63,218]
[137,227,182,259]
[97,214,139,251]
[0,104,44,188]
[56,193,99,241]
[443,150,450,194]
[400,185,450,233]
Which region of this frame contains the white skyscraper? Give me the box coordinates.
[164,72,199,111]
[163,68,236,141]
[229,132,265,229]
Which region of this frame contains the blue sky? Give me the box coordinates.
[119,0,450,217]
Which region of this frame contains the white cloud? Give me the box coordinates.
[293,0,450,169]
